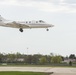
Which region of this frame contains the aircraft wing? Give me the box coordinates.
[5,21,30,28]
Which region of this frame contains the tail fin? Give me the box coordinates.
[0,15,6,21]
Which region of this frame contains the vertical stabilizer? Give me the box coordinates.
[0,15,6,21]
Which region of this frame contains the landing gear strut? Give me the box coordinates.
[19,28,23,32]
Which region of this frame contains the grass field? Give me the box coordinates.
[0,71,48,75]
[0,64,76,68]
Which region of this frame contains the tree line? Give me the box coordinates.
[0,52,76,65]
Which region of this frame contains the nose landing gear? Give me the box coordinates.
[46,28,49,31]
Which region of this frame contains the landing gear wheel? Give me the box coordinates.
[19,28,23,32]
[46,28,49,31]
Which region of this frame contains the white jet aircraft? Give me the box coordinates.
[0,15,54,32]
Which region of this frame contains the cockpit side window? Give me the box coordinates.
[39,20,45,23]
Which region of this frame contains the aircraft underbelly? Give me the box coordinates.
[30,25,48,28]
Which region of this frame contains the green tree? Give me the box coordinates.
[26,55,32,64]
[32,54,41,64]
[0,53,3,63]
[69,61,72,66]
[39,56,47,64]
[7,53,15,63]
[51,55,62,63]
[44,55,51,64]
[69,54,75,59]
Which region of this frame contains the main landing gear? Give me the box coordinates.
[19,28,23,32]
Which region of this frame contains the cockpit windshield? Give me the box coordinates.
[39,20,45,23]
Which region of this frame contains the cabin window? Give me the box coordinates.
[39,20,45,23]
[36,21,38,23]
[0,20,2,21]
[39,20,41,22]
[26,21,28,23]
[29,21,31,23]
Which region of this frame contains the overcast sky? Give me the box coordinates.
[0,0,76,56]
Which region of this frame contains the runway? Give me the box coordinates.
[0,67,76,75]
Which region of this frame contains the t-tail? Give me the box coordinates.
[0,15,6,22]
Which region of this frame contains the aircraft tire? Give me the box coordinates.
[19,28,23,32]
[46,28,49,31]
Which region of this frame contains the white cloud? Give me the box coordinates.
[0,0,76,13]
[39,2,76,13]
[64,0,76,4]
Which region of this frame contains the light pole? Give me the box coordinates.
[27,47,28,55]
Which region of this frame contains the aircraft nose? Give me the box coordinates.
[52,24,54,27]
[50,24,54,27]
